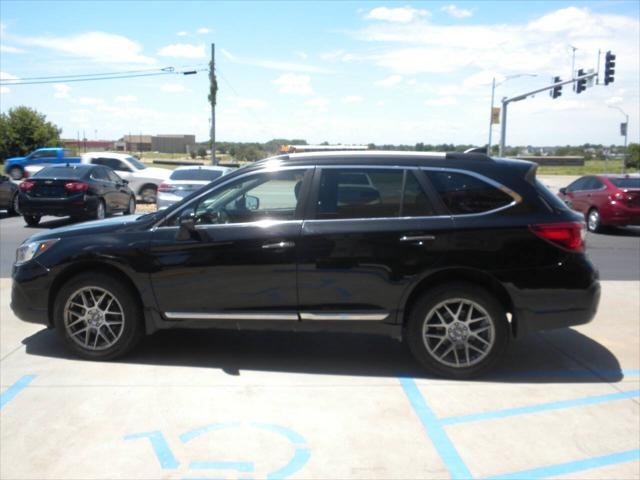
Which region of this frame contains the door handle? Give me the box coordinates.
[262,241,295,249]
[400,235,436,242]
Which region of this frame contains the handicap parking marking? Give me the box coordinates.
[125,421,310,480]
[0,374,36,411]
[399,377,640,480]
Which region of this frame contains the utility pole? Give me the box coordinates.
[569,45,577,91]
[609,106,629,173]
[209,43,217,165]
[487,77,496,152]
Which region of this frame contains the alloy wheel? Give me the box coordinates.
[588,210,599,232]
[96,201,105,219]
[422,298,495,368]
[63,286,125,351]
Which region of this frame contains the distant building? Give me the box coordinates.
[151,134,196,154]
[115,134,196,154]
[62,139,115,152]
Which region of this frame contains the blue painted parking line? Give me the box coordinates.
[0,375,36,411]
[399,377,472,479]
[486,448,640,480]
[189,461,253,471]
[124,430,180,469]
[440,389,640,426]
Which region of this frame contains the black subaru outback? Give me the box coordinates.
[11,151,600,378]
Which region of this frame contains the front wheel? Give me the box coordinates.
[406,283,510,379]
[53,273,143,360]
[24,214,41,226]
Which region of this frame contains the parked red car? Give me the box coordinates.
[558,175,640,232]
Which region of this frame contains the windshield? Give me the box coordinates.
[126,156,147,170]
[170,169,224,181]
[609,177,640,189]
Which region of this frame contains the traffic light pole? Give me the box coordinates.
[498,71,598,156]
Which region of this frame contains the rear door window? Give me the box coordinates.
[424,170,513,215]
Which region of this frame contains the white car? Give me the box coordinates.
[157,166,233,210]
[80,152,170,203]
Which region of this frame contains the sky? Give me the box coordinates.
[0,1,638,147]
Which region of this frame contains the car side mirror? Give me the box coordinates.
[176,209,197,241]
[245,195,259,211]
[122,179,129,185]
[559,187,567,195]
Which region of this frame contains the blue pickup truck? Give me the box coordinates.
[4,147,81,180]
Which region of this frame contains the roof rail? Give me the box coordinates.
[464,147,488,154]
[445,151,492,162]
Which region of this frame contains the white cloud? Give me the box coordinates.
[0,71,19,81]
[342,95,363,104]
[305,97,329,111]
[273,73,314,95]
[375,74,403,87]
[222,49,331,74]
[177,31,188,37]
[161,83,186,93]
[296,51,308,60]
[376,101,385,107]
[157,43,206,59]
[365,6,430,23]
[77,97,104,106]
[425,97,458,106]
[0,44,25,54]
[53,84,71,99]
[115,95,138,103]
[235,98,268,109]
[17,32,155,64]
[197,27,210,34]
[605,96,623,105]
[441,5,473,19]
[0,86,9,94]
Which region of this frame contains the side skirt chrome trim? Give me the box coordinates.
[164,312,299,321]
[299,312,389,321]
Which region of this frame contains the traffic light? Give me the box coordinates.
[550,76,562,99]
[604,50,616,85]
[576,69,587,94]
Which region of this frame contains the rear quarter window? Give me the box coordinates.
[610,178,640,189]
[424,170,514,214]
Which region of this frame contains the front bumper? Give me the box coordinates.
[19,194,98,217]
[11,260,52,326]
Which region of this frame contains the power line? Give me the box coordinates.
[1,67,208,86]
[1,67,176,82]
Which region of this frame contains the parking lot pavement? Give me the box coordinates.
[1,272,639,479]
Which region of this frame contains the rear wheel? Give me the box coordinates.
[406,283,510,379]
[124,196,136,215]
[9,166,23,180]
[8,192,20,216]
[24,214,41,226]
[587,208,601,233]
[95,199,106,220]
[139,185,157,204]
[53,273,143,360]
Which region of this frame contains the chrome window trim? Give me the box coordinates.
[157,219,303,231]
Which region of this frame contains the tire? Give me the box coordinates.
[125,196,136,215]
[24,214,41,226]
[53,272,143,360]
[587,208,601,233]
[95,199,106,220]
[7,192,20,216]
[139,185,157,204]
[8,166,23,180]
[405,282,510,379]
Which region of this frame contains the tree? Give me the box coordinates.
[627,143,640,169]
[0,106,61,160]
[197,147,207,159]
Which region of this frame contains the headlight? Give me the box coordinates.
[15,239,59,265]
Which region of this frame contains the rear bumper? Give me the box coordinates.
[601,202,640,226]
[19,194,98,217]
[511,280,601,337]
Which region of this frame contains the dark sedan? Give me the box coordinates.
[18,164,136,226]
[0,174,20,215]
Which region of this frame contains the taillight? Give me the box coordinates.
[158,183,174,193]
[64,182,89,192]
[529,222,585,252]
[609,191,625,202]
[19,181,35,191]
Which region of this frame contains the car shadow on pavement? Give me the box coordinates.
[22,326,625,383]
[25,217,75,229]
[599,226,640,237]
